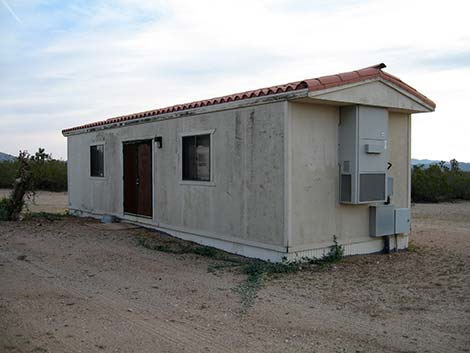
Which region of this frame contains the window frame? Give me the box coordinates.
[179,129,215,187]
[89,143,105,179]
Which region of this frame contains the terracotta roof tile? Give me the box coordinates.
[338,71,360,81]
[62,63,435,134]
[317,74,342,85]
[358,67,379,77]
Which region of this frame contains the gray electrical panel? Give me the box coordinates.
[369,206,411,237]
[394,208,411,234]
[369,204,395,237]
[339,105,389,204]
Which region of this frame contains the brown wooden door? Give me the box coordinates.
[136,142,152,216]
[123,143,138,215]
[123,140,152,217]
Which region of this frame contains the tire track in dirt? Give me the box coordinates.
[0,293,85,353]
[1,251,182,352]
[0,249,233,353]
[20,231,237,349]
[2,238,458,353]
[3,223,244,350]
[3,211,468,353]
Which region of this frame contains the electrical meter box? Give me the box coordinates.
[339,105,389,204]
[369,204,395,237]
[394,208,411,234]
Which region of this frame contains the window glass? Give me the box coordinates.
[90,144,104,177]
[182,134,210,181]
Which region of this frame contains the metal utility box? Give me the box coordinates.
[394,208,411,234]
[339,105,389,204]
[369,204,395,237]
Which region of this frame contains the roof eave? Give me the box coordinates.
[62,89,309,137]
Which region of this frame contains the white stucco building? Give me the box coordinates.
[62,64,435,261]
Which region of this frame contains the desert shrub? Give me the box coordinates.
[0,198,13,220]
[0,160,18,188]
[0,148,67,192]
[30,155,67,191]
[411,160,470,202]
[0,151,34,221]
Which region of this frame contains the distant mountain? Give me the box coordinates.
[412,159,470,172]
[0,152,16,162]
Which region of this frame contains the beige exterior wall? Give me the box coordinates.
[388,112,411,208]
[287,102,411,252]
[68,102,286,250]
[66,96,414,260]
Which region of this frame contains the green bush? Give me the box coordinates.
[0,198,13,220]
[0,151,33,221]
[0,160,18,188]
[411,160,470,202]
[0,149,67,192]
[30,159,67,191]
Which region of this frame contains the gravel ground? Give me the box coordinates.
[0,192,469,353]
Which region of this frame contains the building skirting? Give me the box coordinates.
[69,208,408,262]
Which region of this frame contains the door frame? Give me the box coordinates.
[122,138,154,219]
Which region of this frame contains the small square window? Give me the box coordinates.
[182,134,210,181]
[90,144,104,177]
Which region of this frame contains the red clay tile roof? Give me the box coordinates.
[62,63,435,134]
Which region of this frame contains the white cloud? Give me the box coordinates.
[0,0,469,160]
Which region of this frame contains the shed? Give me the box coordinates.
[62,63,435,261]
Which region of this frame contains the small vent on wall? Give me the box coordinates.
[343,160,350,173]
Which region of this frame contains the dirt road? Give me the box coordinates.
[0,193,469,352]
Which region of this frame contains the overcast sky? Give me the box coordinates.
[1,0,469,161]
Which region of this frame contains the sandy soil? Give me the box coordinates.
[0,192,469,353]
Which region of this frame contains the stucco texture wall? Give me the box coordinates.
[388,112,411,209]
[287,102,410,250]
[67,102,286,248]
